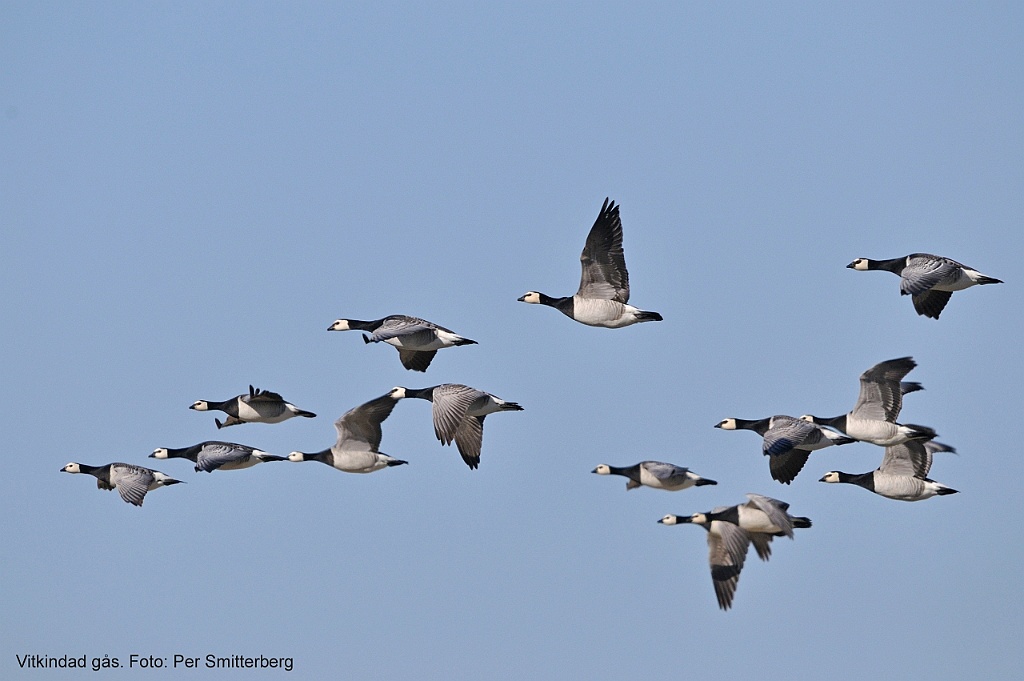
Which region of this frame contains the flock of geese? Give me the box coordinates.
[60,198,1002,611]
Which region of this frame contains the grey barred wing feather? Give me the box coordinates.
[762,417,816,457]
[430,385,481,445]
[640,461,692,486]
[749,532,774,561]
[745,493,795,538]
[851,357,917,422]
[110,464,154,507]
[367,316,436,343]
[879,440,955,478]
[577,198,630,303]
[195,442,252,472]
[707,521,751,611]
[900,255,959,295]
[453,415,485,469]
[335,393,400,452]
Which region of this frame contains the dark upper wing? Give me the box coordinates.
[244,386,285,404]
[577,198,629,303]
[335,393,400,452]
[851,357,917,422]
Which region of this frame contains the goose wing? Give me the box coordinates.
[576,198,630,303]
[900,255,959,295]
[762,416,816,457]
[110,463,155,506]
[745,493,795,538]
[640,461,691,485]
[367,315,437,342]
[851,357,916,422]
[707,521,751,611]
[195,442,254,472]
[430,384,481,445]
[453,415,485,469]
[244,386,285,404]
[334,392,400,452]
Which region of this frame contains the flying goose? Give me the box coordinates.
[714,415,856,484]
[60,462,182,506]
[801,357,936,447]
[848,253,1002,319]
[190,385,316,429]
[390,384,523,469]
[288,391,408,474]
[659,511,751,611]
[591,461,717,491]
[517,198,663,328]
[660,494,810,609]
[328,315,477,372]
[150,441,286,472]
[820,440,959,501]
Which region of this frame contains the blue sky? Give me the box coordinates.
[2,2,1022,679]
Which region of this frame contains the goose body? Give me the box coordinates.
[591,461,717,491]
[190,385,316,429]
[61,462,182,506]
[820,440,958,501]
[328,315,477,372]
[801,357,936,447]
[715,415,855,484]
[659,513,751,611]
[150,441,286,472]
[391,384,523,469]
[848,253,1002,319]
[288,391,407,474]
[518,198,662,328]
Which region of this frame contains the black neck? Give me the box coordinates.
[608,464,641,482]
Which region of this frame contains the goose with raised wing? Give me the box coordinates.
[518,198,662,328]
[820,440,958,501]
[801,357,936,447]
[190,385,316,429]
[288,391,407,474]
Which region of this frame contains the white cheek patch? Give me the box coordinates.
[330,320,351,331]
